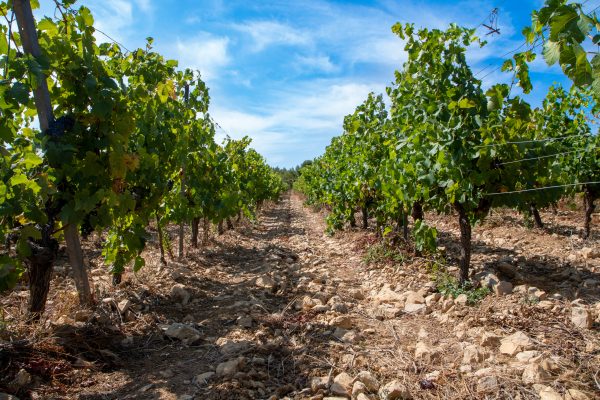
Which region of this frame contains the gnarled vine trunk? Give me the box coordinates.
[529,203,544,229]
[412,201,424,222]
[26,225,58,318]
[361,206,368,229]
[454,202,472,285]
[156,214,167,267]
[65,224,92,305]
[226,218,234,231]
[349,212,357,228]
[583,186,596,239]
[191,217,200,248]
[202,217,210,245]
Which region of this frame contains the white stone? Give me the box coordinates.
[330,372,353,396]
[117,299,132,314]
[216,357,245,376]
[477,376,498,393]
[354,371,380,392]
[404,303,428,314]
[352,381,368,398]
[378,380,411,400]
[564,388,592,400]
[494,281,513,296]
[415,341,438,362]
[255,274,276,289]
[164,323,201,344]
[571,307,593,329]
[193,371,215,385]
[374,287,404,304]
[480,332,501,347]
[534,384,563,400]
[522,363,549,384]
[462,344,485,364]
[455,294,469,306]
[499,331,533,356]
[310,376,330,392]
[515,350,541,363]
[404,291,425,305]
[170,284,191,305]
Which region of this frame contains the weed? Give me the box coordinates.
[522,295,540,306]
[428,261,490,304]
[363,242,404,265]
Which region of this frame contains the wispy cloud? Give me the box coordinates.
[171,34,231,82]
[211,80,382,165]
[294,55,338,73]
[233,21,311,52]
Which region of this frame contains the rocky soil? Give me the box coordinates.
[1,192,599,400]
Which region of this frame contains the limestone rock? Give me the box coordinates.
[378,380,411,400]
[441,298,454,313]
[455,294,468,306]
[164,323,201,344]
[480,332,501,347]
[499,331,533,356]
[334,328,358,344]
[374,287,404,304]
[117,299,132,314]
[527,287,547,301]
[564,388,591,400]
[354,371,380,392]
[255,274,276,289]
[330,315,353,329]
[534,385,562,400]
[581,247,599,259]
[170,284,191,305]
[349,289,365,300]
[415,341,438,362]
[571,307,593,329]
[522,363,549,384]
[377,304,403,319]
[352,381,368,398]
[310,376,330,392]
[476,271,500,289]
[404,303,428,314]
[330,372,353,396]
[515,350,541,364]
[216,338,252,356]
[476,376,498,393]
[496,261,517,278]
[494,281,513,296]
[462,344,485,364]
[404,291,425,305]
[425,293,441,306]
[216,357,245,376]
[194,371,215,385]
[74,309,93,322]
[9,369,31,390]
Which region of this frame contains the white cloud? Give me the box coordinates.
[134,0,152,13]
[294,55,338,73]
[172,34,231,81]
[211,80,381,166]
[233,21,311,52]
[84,0,133,44]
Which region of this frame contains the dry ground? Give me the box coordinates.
[1,192,599,399]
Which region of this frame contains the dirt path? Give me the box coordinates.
[2,193,599,400]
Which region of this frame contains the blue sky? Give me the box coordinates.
[38,0,575,167]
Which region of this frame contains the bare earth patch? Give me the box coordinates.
[1,192,599,399]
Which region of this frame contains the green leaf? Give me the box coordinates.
[8,82,30,105]
[543,40,561,65]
